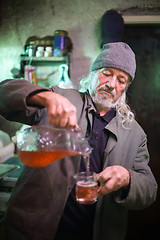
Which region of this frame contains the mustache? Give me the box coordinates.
[97,86,116,97]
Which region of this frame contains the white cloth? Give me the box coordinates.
[0,130,14,163]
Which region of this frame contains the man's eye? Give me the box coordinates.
[102,71,111,76]
[119,79,126,84]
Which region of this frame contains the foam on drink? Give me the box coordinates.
[76,180,98,204]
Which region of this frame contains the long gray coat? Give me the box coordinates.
[0,79,157,240]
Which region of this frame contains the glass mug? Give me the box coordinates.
[17,125,92,167]
[75,171,99,204]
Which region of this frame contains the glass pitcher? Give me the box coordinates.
[17,125,91,167]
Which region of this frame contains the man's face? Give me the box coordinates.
[94,67,130,107]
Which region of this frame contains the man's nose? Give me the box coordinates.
[106,77,116,89]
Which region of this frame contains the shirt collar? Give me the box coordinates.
[92,108,115,123]
[102,108,116,123]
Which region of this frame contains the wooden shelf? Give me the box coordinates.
[20,55,70,73]
[20,55,69,62]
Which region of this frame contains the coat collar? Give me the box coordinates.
[84,92,118,137]
[83,93,118,155]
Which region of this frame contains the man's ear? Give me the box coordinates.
[127,81,132,88]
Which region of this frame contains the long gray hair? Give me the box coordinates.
[79,70,135,128]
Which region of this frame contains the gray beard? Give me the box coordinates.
[92,94,117,110]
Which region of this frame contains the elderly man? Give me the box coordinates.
[0,42,157,240]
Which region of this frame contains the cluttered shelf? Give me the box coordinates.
[18,31,73,88]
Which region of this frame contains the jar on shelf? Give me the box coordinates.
[36,46,44,57]
[44,46,53,57]
[53,30,68,57]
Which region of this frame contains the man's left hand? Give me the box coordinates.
[98,165,130,196]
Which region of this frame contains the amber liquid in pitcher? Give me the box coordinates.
[18,149,79,167]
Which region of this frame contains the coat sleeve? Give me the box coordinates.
[114,132,158,210]
[0,79,50,125]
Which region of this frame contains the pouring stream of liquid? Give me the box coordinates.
[84,156,90,173]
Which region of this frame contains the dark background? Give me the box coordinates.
[124,24,160,240]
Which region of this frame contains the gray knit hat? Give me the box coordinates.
[91,42,136,80]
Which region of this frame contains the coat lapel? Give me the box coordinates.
[104,117,118,159]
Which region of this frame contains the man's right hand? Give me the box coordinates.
[27,91,78,128]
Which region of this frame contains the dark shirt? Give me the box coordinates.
[54,108,116,240]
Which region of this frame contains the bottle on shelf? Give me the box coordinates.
[36,46,45,57]
[57,64,76,89]
[44,46,53,57]
[24,36,40,57]
[40,35,53,57]
[27,41,37,57]
[24,65,37,84]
